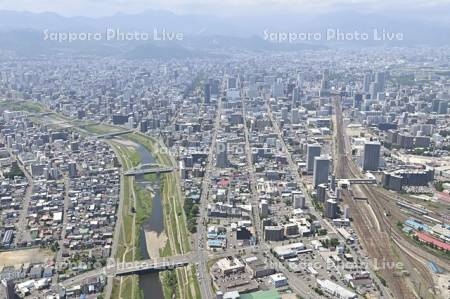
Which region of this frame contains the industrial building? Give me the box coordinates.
[316,279,357,299]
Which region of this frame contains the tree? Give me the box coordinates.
[4,164,24,179]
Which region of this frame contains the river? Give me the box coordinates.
[134,144,165,299]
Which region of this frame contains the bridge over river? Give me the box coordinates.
[61,254,193,288]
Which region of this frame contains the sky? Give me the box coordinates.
[0,0,449,17]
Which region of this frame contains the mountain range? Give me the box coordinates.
[0,9,449,58]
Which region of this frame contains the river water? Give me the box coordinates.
[134,144,165,299]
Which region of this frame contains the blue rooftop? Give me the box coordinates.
[405,219,430,232]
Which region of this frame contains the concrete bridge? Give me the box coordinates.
[113,257,190,276]
[60,246,259,288]
[123,163,176,176]
[95,130,133,139]
[60,255,192,288]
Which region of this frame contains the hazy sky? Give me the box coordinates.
[0,0,449,17]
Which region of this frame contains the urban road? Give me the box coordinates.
[194,96,222,299]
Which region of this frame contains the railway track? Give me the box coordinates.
[370,188,450,272]
[332,98,440,298]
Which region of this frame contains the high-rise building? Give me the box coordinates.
[281,107,289,122]
[271,82,284,97]
[293,193,306,209]
[0,279,17,299]
[227,77,237,90]
[343,205,350,219]
[292,87,301,106]
[353,93,363,110]
[363,72,373,93]
[291,108,300,124]
[216,139,228,168]
[375,71,386,91]
[68,161,77,178]
[203,82,211,103]
[432,99,441,112]
[128,116,134,129]
[313,156,330,187]
[325,199,338,219]
[210,79,220,96]
[362,142,381,171]
[438,101,448,114]
[70,141,79,152]
[259,200,269,217]
[139,120,148,133]
[369,82,379,99]
[306,143,321,174]
[264,226,284,241]
[368,71,387,99]
[319,69,330,97]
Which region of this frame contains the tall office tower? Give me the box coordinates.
[293,193,306,209]
[227,77,237,90]
[362,141,381,171]
[306,143,321,174]
[68,161,77,178]
[432,99,441,112]
[353,93,363,110]
[438,101,448,114]
[210,79,220,96]
[216,139,228,168]
[375,71,386,91]
[313,156,330,187]
[287,82,296,95]
[281,107,289,122]
[322,69,330,82]
[291,108,300,124]
[296,72,303,87]
[271,82,284,97]
[259,200,269,217]
[128,116,134,129]
[319,69,330,97]
[320,77,329,90]
[369,82,379,100]
[203,82,211,103]
[325,199,338,219]
[292,86,301,106]
[363,72,372,93]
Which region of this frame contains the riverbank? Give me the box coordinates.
[123,132,200,299]
[25,108,198,299]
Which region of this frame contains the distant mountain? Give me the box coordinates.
[124,43,206,59]
[0,8,448,57]
[0,29,131,57]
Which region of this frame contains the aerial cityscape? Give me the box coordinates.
[0,1,449,299]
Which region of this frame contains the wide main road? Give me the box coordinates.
[194,97,221,299]
[332,98,442,299]
[263,97,326,299]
